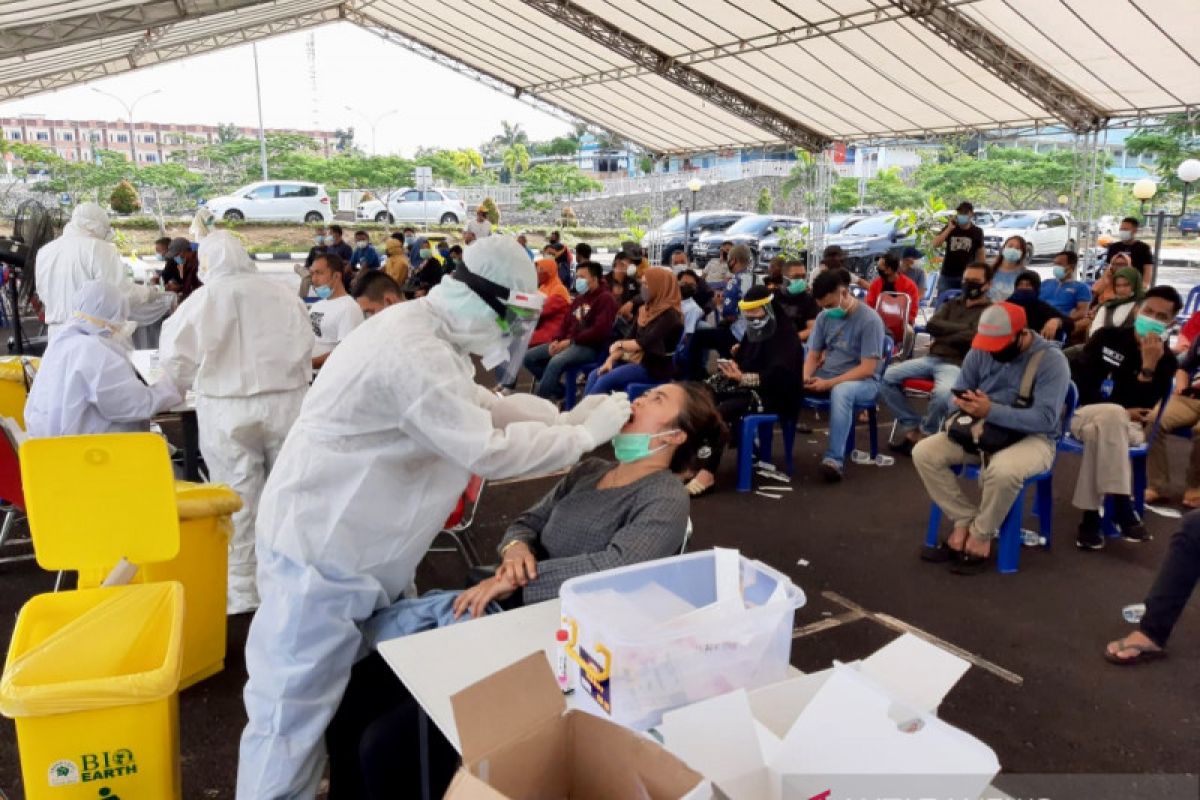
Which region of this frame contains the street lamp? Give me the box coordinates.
[1177,158,1200,216]
[684,178,702,264]
[91,87,162,164]
[1132,178,1157,218]
[344,106,400,156]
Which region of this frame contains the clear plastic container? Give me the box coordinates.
[559,549,805,730]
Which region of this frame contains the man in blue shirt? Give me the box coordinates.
[804,269,886,482]
[914,302,1070,574]
[348,229,381,272]
[1039,250,1091,339]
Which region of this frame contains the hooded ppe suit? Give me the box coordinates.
[236,236,631,800]
[158,232,314,614]
[24,280,182,437]
[35,203,162,341]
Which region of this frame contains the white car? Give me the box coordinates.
[982,209,1079,261]
[205,181,331,223]
[356,188,467,225]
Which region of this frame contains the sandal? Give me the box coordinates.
[685,478,715,498]
[1104,637,1167,666]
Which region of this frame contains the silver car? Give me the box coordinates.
[356,188,467,225]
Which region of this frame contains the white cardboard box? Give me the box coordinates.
[658,634,999,800]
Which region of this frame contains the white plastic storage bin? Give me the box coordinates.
[559,549,805,730]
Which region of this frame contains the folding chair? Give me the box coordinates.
[875,292,913,360]
[429,475,486,568]
[923,382,1078,574]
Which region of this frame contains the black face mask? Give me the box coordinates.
[679,284,696,300]
[962,280,986,300]
[991,334,1024,363]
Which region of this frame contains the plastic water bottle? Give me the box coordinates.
[1122,604,1146,624]
[1020,529,1046,547]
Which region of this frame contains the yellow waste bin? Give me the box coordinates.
[77,482,241,689]
[0,582,185,800]
[0,356,37,430]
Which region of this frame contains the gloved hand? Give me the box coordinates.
[555,393,612,425]
[578,393,632,449]
[490,392,558,428]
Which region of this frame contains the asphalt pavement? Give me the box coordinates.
[1,405,1198,799]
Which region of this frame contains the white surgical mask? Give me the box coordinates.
[1117,229,1133,242]
[355,240,368,250]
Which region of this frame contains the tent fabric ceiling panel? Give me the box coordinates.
[1,0,1199,154]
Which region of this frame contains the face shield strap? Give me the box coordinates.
[453,264,510,319]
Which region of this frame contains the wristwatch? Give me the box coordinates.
[1139,367,1156,379]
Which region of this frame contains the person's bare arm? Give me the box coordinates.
[1070,301,1089,321]
[931,222,954,248]
[825,357,879,387]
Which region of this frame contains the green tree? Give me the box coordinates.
[913,147,1088,209]
[780,150,816,199]
[864,167,924,210]
[756,186,773,214]
[502,143,531,179]
[518,163,602,210]
[1126,113,1200,195]
[829,177,861,212]
[216,123,241,144]
[109,180,141,214]
[480,196,500,225]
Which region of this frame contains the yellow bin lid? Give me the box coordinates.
[20,433,180,570]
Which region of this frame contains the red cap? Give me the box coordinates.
[971,302,1027,353]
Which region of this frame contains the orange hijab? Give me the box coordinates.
[535,258,570,305]
[638,267,682,327]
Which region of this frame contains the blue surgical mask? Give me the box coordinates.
[314,236,324,246]
[404,235,415,246]
[419,249,432,260]
[314,284,333,300]
[956,214,970,226]
[323,236,335,246]
[1052,266,1067,280]
[1134,314,1168,339]
[611,429,679,463]
[575,277,590,294]
[1002,247,1023,263]
[173,255,184,266]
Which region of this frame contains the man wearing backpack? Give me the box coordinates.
[913,303,1070,574]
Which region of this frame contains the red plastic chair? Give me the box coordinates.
[0,423,33,566]
[875,292,913,358]
[429,475,486,568]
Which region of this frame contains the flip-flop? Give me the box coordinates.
[685,478,715,498]
[1104,637,1167,666]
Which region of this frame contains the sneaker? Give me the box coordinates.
[1075,519,1105,551]
[819,458,843,483]
[1119,519,1151,543]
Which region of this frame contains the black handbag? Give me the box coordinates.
[945,349,1045,455]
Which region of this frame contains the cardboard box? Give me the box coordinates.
[446,652,710,799]
[658,634,1000,800]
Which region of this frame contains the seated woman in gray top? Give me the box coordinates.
[453,381,727,618]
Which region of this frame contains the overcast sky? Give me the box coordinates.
[0,22,571,156]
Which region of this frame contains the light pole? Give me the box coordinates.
[91,87,162,164]
[1177,158,1200,217]
[685,178,702,265]
[1132,178,1157,219]
[344,106,400,156]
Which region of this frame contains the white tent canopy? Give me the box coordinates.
[1,0,1198,154]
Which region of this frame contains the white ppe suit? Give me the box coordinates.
[157,232,314,614]
[35,203,160,340]
[237,236,630,800]
[24,280,182,438]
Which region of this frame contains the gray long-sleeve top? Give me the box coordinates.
[952,334,1071,438]
[497,458,689,603]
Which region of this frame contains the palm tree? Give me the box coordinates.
[497,121,528,148]
[780,149,816,199]
[502,143,531,178]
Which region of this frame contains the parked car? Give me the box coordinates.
[758,214,877,267]
[693,214,806,268]
[982,210,1078,261]
[205,181,331,223]
[972,209,1004,227]
[642,210,749,266]
[1178,212,1200,237]
[356,188,467,225]
[813,213,916,278]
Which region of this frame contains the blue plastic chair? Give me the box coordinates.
[1058,381,1172,537]
[627,382,656,400]
[736,413,797,492]
[801,336,895,466]
[563,360,603,410]
[923,382,1078,574]
[915,289,961,334]
[1178,285,1200,324]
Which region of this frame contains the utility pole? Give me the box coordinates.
[91,87,161,164]
[252,42,269,181]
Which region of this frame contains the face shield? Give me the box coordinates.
[452,263,544,385]
[738,293,776,343]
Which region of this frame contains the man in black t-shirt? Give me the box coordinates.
[931,201,984,295]
[774,259,820,342]
[1069,285,1181,549]
[1106,216,1155,288]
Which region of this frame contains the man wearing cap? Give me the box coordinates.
[899,246,927,297]
[160,236,203,300]
[466,205,493,241]
[914,302,1070,574]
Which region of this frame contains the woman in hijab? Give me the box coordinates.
[584,267,683,396]
[1088,258,1144,338]
[1008,270,1069,341]
[684,285,802,496]
[530,257,572,348]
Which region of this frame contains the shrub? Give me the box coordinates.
[560,206,579,228]
[109,180,141,215]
